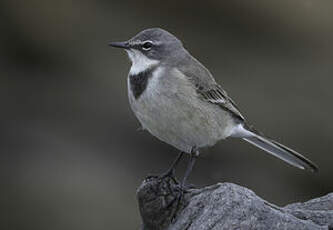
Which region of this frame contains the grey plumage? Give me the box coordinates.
[109,28,318,173]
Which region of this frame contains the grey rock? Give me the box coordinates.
[137,176,333,230]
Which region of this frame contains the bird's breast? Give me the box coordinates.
[128,66,157,99]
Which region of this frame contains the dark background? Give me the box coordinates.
[1,1,332,229]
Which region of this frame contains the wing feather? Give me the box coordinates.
[176,53,244,121]
[199,84,244,121]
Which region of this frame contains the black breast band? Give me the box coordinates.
[129,66,157,99]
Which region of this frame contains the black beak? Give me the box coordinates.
[108,41,129,49]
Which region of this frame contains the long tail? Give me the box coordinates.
[233,124,318,172]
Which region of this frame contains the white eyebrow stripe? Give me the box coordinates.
[129,40,159,46]
[129,41,142,46]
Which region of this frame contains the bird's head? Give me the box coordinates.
[109,28,184,73]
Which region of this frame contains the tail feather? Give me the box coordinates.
[241,127,318,172]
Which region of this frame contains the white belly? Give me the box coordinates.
[128,67,236,153]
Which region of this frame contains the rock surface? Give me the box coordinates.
[137,176,333,230]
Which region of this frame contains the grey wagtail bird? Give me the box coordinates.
[109,28,318,189]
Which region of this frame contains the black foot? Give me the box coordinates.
[160,168,180,184]
[145,169,179,184]
[145,170,179,184]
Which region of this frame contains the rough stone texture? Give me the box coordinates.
[137,176,333,230]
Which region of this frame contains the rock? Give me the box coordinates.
[137,176,333,230]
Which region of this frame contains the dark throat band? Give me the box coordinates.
[129,66,157,99]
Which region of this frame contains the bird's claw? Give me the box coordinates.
[145,169,180,184]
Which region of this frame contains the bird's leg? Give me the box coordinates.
[159,151,184,182]
[180,149,199,189]
[146,151,184,183]
[170,148,199,221]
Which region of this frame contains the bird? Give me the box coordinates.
[109,28,318,190]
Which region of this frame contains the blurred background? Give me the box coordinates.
[1,0,333,229]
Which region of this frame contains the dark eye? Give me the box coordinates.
[142,41,153,50]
